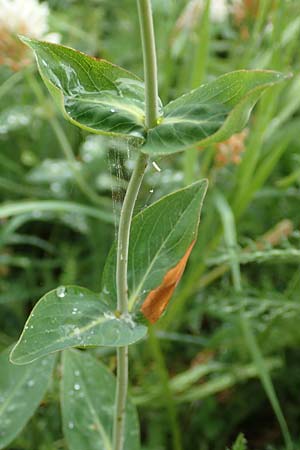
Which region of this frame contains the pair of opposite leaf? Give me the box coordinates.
[10,37,288,366]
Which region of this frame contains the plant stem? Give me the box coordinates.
[137,0,159,129]
[113,1,159,449]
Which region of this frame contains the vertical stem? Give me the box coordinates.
[137,0,159,129]
[113,1,159,450]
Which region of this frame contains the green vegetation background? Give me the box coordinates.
[1,0,300,449]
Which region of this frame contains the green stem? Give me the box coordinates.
[137,0,159,129]
[112,140,149,450]
[113,1,159,449]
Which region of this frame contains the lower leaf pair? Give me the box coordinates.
[0,348,139,450]
[5,180,208,450]
[10,180,208,365]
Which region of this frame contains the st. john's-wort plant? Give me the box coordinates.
[0,1,288,449]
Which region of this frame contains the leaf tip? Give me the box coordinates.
[8,345,20,365]
[18,34,33,47]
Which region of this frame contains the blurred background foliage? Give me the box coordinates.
[1,0,300,449]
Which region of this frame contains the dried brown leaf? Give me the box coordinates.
[141,241,195,323]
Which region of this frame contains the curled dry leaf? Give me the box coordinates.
[141,241,195,323]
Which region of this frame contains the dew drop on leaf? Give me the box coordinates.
[152,161,161,172]
[74,383,80,391]
[56,286,66,298]
[73,327,81,336]
[104,311,115,320]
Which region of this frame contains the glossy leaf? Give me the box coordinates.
[143,70,287,155]
[10,286,147,364]
[0,346,55,449]
[61,349,140,450]
[21,37,147,141]
[102,180,208,319]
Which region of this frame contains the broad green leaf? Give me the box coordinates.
[142,70,288,155]
[21,37,148,141]
[10,286,147,364]
[0,346,55,449]
[102,180,208,320]
[61,349,140,450]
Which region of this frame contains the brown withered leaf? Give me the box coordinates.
[141,241,195,323]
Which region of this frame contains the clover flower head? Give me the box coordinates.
[0,0,60,70]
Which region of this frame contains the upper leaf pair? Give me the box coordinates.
[21,37,287,155]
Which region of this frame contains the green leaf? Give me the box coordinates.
[61,349,140,450]
[0,346,55,449]
[21,37,147,141]
[102,180,208,321]
[10,286,147,364]
[142,70,288,155]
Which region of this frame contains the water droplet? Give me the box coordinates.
[104,311,116,320]
[149,188,154,193]
[152,161,161,172]
[74,370,80,377]
[121,312,136,329]
[68,421,74,429]
[130,130,144,139]
[74,383,80,391]
[72,308,78,315]
[73,327,81,336]
[103,286,110,295]
[27,379,35,387]
[30,325,34,329]
[56,286,66,298]
[110,108,116,113]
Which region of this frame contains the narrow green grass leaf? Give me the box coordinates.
[61,349,140,450]
[215,193,293,449]
[0,346,55,449]
[10,286,147,364]
[0,200,114,224]
[143,70,287,155]
[21,37,147,141]
[102,180,208,320]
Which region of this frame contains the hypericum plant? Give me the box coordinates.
[1,1,287,449]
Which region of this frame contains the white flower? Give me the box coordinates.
[0,0,60,70]
[210,0,229,23]
[176,0,242,30]
[0,0,49,38]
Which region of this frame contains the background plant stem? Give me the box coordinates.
[26,72,109,208]
[113,1,159,449]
